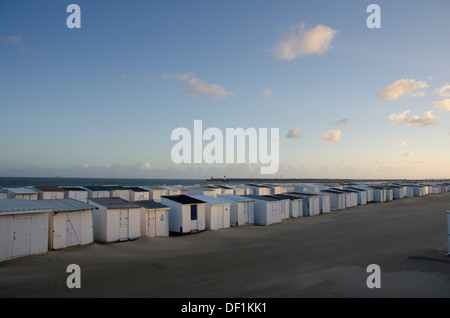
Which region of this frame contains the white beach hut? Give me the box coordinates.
[370,186,387,202]
[320,189,346,211]
[102,185,130,201]
[264,184,286,195]
[125,187,150,202]
[349,185,374,202]
[6,188,39,200]
[160,195,207,234]
[272,194,303,217]
[158,185,183,196]
[39,199,95,250]
[227,185,247,196]
[214,185,235,195]
[285,192,321,216]
[243,195,282,226]
[414,185,427,197]
[263,195,291,219]
[245,184,271,196]
[171,185,189,195]
[384,185,403,200]
[276,183,294,192]
[188,186,218,198]
[236,184,254,195]
[88,198,143,243]
[190,195,231,230]
[0,189,7,200]
[404,185,416,198]
[141,186,169,203]
[338,189,358,207]
[34,186,65,200]
[218,194,255,226]
[298,190,331,213]
[202,185,223,196]
[60,186,89,203]
[83,186,111,199]
[318,193,331,213]
[136,200,170,237]
[293,183,320,193]
[344,187,368,206]
[0,199,51,262]
[385,188,394,201]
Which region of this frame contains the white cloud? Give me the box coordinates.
[377,79,429,100]
[396,140,406,147]
[433,99,450,111]
[144,75,157,81]
[411,159,425,164]
[286,128,302,139]
[121,74,134,82]
[388,110,438,126]
[331,118,349,126]
[271,23,338,61]
[82,163,89,169]
[0,35,22,44]
[161,72,174,80]
[177,73,195,81]
[403,152,413,158]
[140,162,152,171]
[320,129,341,142]
[435,84,450,97]
[373,159,383,163]
[179,73,234,99]
[261,88,273,96]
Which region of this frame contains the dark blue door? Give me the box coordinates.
[190,205,197,220]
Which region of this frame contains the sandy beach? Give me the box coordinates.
[0,192,449,298]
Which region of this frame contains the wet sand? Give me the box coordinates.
[1,192,449,298]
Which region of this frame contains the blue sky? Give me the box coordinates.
[0,0,449,179]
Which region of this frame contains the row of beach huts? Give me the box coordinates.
[0,181,449,262]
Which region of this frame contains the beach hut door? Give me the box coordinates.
[66,213,81,247]
[119,209,129,240]
[243,203,248,224]
[156,211,166,236]
[12,216,32,258]
[217,206,223,229]
[148,211,156,237]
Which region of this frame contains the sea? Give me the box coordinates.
[0,177,218,189]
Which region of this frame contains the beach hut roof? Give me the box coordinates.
[215,185,233,189]
[102,185,128,190]
[124,187,148,192]
[286,192,320,197]
[161,195,206,205]
[0,199,52,213]
[135,200,170,210]
[6,188,40,194]
[244,195,278,201]
[83,185,109,191]
[218,194,255,202]
[59,186,88,192]
[34,186,65,192]
[89,198,142,209]
[189,195,231,205]
[34,199,95,212]
[272,194,303,200]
